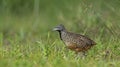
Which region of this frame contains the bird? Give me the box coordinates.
[53,24,96,56]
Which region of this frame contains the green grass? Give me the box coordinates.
[0,0,120,67]
[0,19,120,67]
[0,31,120,67]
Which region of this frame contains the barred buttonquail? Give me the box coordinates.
[53,24,96,54]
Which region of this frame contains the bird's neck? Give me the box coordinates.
[58,31,62,40]
[58,30,67,40]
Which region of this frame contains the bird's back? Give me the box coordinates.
[61,31,96,52]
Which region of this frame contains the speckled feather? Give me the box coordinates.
[53,24,96,52]
[60,31,96,52]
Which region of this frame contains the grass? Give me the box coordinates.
[0,32,120,67]
[0,0,120,67]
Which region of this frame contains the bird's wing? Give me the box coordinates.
[72,33,95,48]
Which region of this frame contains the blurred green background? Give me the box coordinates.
[0,0,120,67]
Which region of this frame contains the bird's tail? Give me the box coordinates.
[92,41,96,45]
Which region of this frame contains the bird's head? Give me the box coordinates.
[53,24,66,32]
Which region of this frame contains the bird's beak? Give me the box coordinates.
[53,27,59,31]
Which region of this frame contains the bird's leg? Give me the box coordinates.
[81,51,87,59]
[82,51,87,57]
[74,52,80,60]
[75,51,87,60]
